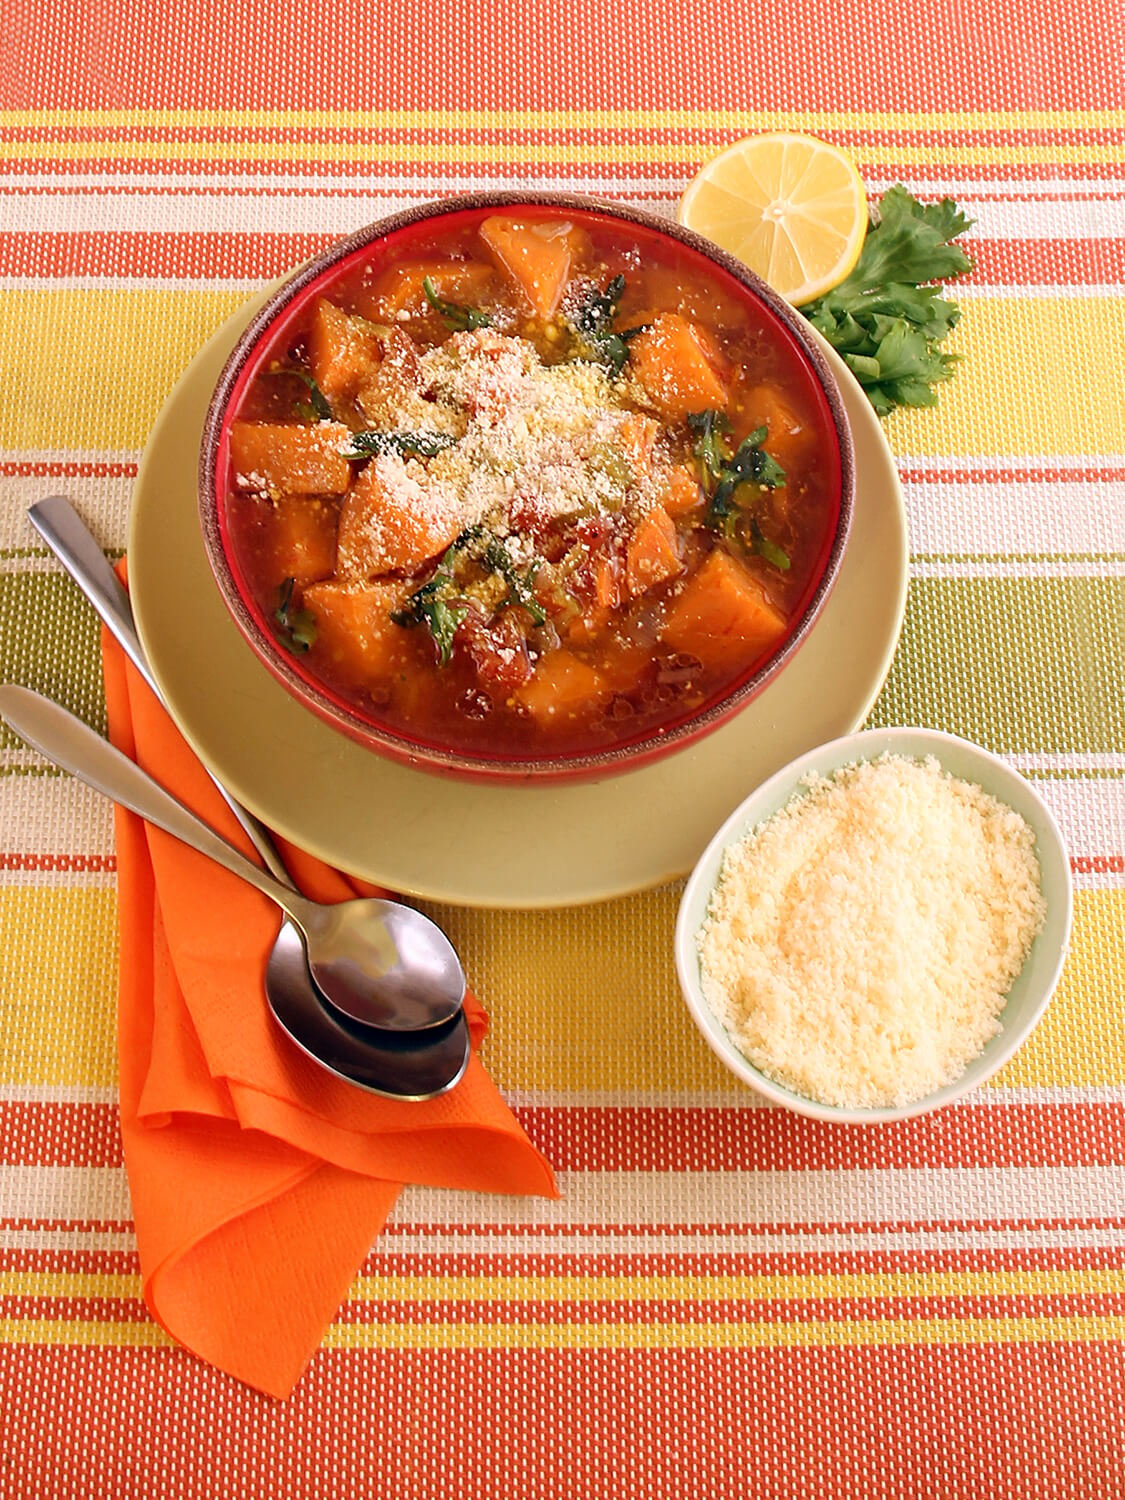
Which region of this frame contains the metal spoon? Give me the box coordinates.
[1,682,470,1043]
[23,501,471,1056]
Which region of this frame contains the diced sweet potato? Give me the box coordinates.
[515,649,609,727]
[307,298,384,401]
[359,260,494,321]
[628,313,729,423]
[734,383,813,475]
[660,464,705,517]
[261,496,338,585]
[336,460,462,578]
[660,550,788,672]
[302,580,413,689]
[615,413,659,480]
[625,506,684,596]
[479,216,575,318]
[230,422,352,496]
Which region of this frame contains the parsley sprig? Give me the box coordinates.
[268,367,334,423]
[801,185,974,417]
[688,410,790,569]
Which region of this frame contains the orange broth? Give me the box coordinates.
[219,205,842,763]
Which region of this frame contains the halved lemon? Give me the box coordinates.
[677,132,868,306]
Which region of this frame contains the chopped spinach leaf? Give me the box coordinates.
[390,537,472,665]
[568,275,646,376]
[346,429,457,460]
[687,411,789,568]
[479,535,547,626]
[267,367,333,422]
[274,578,317,653]
[422,276,492,331]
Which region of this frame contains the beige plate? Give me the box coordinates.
[129,301,908,909]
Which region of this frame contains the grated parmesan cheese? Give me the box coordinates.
[697,754,1048,1109]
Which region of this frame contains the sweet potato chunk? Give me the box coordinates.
[625,506,683,596]
[515,650,609,727]
[735,384,812,473]
[628,313,729,423]
[230,422,352,496]
[302,580,412,689]
[479,216,574,318]
[307,298,385,402]
[260,496,338,586]
[660,464,705,517]
[660,550,787,672]
[359,259,494,321]
[336,460,462,578]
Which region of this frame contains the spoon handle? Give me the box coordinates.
[27,495,294,889]
[0,684,311,925]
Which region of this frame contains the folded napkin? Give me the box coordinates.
[102,613,557,1399]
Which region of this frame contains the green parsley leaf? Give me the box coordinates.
[687,411,790,568]
[422,276,492,331]
[389,537,471,665]
[479,535,547,626]
[274,578,318,653]
[801,184,974,418]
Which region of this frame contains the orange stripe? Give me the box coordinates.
[5,1101,1124,1171]
[0,852,117,873]
[0,1343,1119,1496]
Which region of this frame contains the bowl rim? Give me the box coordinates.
[674,725,1075,1124]
[198,189,856,783]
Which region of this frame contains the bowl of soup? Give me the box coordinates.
[199,192,854,783]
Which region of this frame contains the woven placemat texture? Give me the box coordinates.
[1,0,1123,1494]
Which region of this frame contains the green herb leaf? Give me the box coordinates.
[346,429,457,460]
[801,184,974,418]
[389,537,472,665]
[568,275,645,376]
[479,535,547,626]
[274,578,318,653]
[422,276,492,331]
[268,367,333,422]
[750,519,791,571]
[687,411,789,567]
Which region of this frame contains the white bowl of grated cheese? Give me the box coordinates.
[675,727,1073,1123]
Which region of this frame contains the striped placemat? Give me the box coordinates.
[2,1,1123,1494]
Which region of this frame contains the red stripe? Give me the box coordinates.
[3,232,1118,288]
[3,0,1121,111]
[5,1101,1124,1172]
[0,1343,1120,1497]
[900,466,1125,484]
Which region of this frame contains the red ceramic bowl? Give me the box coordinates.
[199,191,854,784]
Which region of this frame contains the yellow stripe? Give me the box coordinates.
[435,889,1125,1096]
[3,294,1123,457]
[3,109,1123,131]
[0,889,118,1090]
[8,1268,1121,1303]
[0,138,1117,167]
[0,290,246,451]
[4,1314,1120,1353]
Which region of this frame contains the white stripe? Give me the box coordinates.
[904,480,1125,556]
[6,184,1125,239]
[953,283,1123,299]
[7,1164,1125,1229]
[1010,750,1124,772]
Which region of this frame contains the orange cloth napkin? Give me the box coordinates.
[102,622,557,1399]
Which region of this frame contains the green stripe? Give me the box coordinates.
[868,577,1125,753]
[0,573,1121,760]
[0,574,107,746]
[912,552,1125,565]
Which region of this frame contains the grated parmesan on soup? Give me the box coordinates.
[697,754,1048,1109]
